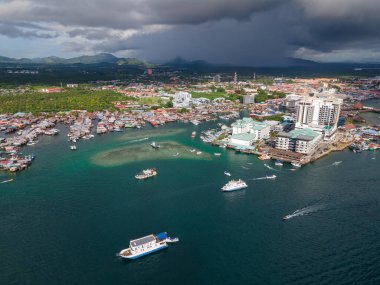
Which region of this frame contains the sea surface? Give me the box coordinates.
[361,99,380,125]
[0,119,380,285]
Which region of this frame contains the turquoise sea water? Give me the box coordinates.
[0,121,380,285]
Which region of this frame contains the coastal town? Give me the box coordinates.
[1,73,380,173]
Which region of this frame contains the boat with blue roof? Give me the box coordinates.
[117,232,178,260]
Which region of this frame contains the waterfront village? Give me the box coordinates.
[1,73,380,173]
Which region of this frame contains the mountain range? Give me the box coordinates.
[1,53,379,70]
[0,53,148,66]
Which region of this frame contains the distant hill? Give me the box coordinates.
[0,53,150,66]
[165,57,218,68]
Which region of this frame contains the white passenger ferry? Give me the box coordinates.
[117,232,178,260]
[221,179,248,192]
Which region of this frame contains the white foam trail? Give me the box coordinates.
[251,175,276,181]
[264,164,277,171]
[128,137,149,143]
[252,176,267,180]
[284,205,325,220]
[332,161,342,166]
[242,166,250,170]
[1,179,14,184]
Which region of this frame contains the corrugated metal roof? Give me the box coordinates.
[130,235,156,247]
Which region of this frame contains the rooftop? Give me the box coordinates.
[231,133,256,141]
[130,234,156,247]
[279,128,320,141]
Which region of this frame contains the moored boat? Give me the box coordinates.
[135,168,157,180]
[258,153,270,160]
[275,160,283,166]
[291,162,302,168]
[150,141,160,149]
[191,131,196,138]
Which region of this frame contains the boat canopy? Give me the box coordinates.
[130,235,156,247]
[155,232,168,240]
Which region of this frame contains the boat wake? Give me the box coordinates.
[283,205,325,221]
[128,137,149,143]
[332,161,343,166]
[252,176,268,181]
[173,153,180,157]
[242,166,250,170]
[264,164,277,171]
[0,179,14,184]
[251,175,277,181]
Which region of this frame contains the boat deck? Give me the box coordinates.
[119,249,132,257]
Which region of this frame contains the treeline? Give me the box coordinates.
[255,90,286,103]
[0,89,126,113]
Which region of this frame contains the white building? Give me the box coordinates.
[230,133,256,146]
[276,128,322,155]
[295,96,343,135]
[243,94,256,104]
[173,92,192,108]
[231,118,270,140]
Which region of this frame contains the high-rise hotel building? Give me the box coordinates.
[295,96,343,136]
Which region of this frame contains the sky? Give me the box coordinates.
[0,0,380,66]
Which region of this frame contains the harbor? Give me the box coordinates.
[0,119,379,284]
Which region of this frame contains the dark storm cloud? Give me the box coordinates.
[0,21,56,38]
[0,0,284,29]
[0,0,380,63]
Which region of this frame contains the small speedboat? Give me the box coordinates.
[275,160,283,166]
[282,215,291,221]
[214,153,221,156]
[151,141,160,149]
[266,175,277,179]
[165,237,179,243]
[224,171,231,176]
[291,162,301,168]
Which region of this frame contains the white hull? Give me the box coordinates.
[119,242,168,260]
[222,184,248,192]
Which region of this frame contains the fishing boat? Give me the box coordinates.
[150,141,160,149]
[258,153,270,160]
[191,120,200,126]
[221,179,248,192]
[135,168,157,180]
[117,232,178,260]
[196,151,202,155]
[191,131,196,138]
[224,171,231,176]
[275,160,283,166]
